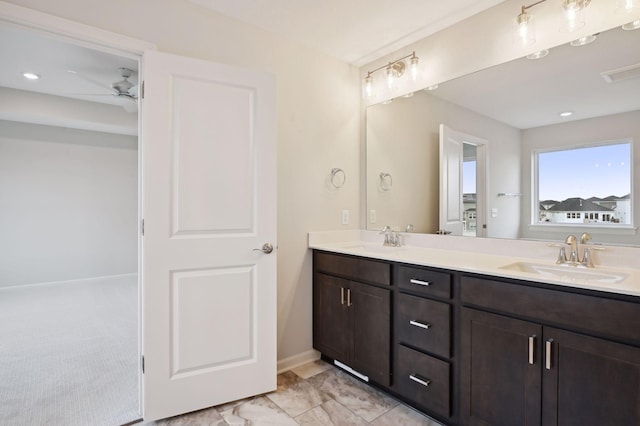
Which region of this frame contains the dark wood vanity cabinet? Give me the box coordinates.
[460,275,640,426]
[313,251,391,385]
[313,250,640,426]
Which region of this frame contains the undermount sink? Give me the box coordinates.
[500,261,629,284]
[339,243,407,253]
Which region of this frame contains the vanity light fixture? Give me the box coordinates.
[362,51,419,98]
[22,72,39,80]
[514,0,594,47]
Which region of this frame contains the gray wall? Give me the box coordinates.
[0,120,138,287]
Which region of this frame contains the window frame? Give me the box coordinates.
[531,138,634,233]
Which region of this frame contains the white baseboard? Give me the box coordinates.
[277,349,321,374]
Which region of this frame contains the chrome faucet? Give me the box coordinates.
[380,225,401,247]
[556,233,594,267]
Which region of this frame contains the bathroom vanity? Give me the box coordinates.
[310,232,640,426]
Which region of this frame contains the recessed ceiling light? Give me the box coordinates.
[22,72,40,80]
[527,49,549,60]
[559,111,573,117]
[622,20,640,30]
[424,84,439,91]
[570,34,597,46]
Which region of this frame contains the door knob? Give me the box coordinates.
[253,243,274,254]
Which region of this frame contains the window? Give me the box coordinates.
[535,141,632,226]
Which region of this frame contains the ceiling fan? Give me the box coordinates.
[68,67,138,113]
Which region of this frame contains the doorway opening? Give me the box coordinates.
[0,22,141,426]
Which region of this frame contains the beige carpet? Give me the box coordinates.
[0,275,139,426]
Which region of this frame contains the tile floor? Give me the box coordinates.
[143,360,444,425]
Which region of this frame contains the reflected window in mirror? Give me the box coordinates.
[535,140,632,227]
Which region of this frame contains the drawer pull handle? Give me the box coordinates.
[409,320,432,330]
[528,335,536,365]
[410,279,431,286]
[409,374,431,387]
[347,288,352,307]
[340,287,345,305]
[545,339,553,370]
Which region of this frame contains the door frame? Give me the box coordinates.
[0,0,155,416]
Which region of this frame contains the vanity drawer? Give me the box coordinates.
[461,275,640,344]
[396,344,450,419]
[396,293,450,358]
[395,265,451,299]
[314,251,390,285]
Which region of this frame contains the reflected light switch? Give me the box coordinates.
[491,208,498,218]
[370,209,377,224]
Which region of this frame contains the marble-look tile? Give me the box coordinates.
[220,395,298,425]
[147,406,226,426]
[307,368,398,422]
[276,370,302,391]
[371,404,444,426]
[291,359,332,379]
[295,399,369,425]
[267,371,330,417]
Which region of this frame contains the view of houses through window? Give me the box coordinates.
[536,141,632,226]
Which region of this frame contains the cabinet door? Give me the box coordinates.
[350,281,391,386]
[461,308,542,426]
[542,327,640,426]
[313,273,350,363]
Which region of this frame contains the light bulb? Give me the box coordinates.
[410,55,419,81]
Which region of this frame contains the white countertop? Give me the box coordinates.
[308,230,640,297]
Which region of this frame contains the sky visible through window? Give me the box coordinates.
[538,143,631,201]
[463,161,476,193]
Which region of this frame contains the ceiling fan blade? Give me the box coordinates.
[67,70,117,94]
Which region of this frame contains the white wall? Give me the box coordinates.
[2,0,361,362]
[366,90,521,238]
[520,110,640,246]
[0,120,138,287]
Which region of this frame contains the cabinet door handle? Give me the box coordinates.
[409,320,432,330]
[528,335,536,365]
[340,287,345,305]
[409,374,431,387]
[347,288,352,307]
[545,339,554,370]
[410,278,431,286]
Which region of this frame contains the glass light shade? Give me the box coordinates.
[616,0,640,13]
[570,34,596,46]
[514,11,536,47]
[364,74,373,98]
[410,56,419,81]
[385,65,396,89]
[560,0,586,33]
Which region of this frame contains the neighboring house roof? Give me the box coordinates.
[546,197,613,212]
[465,208,476,212]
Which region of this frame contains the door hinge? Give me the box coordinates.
[141,219,144,236]
[141,355,145,373]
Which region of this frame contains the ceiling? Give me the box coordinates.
[190,0,507,66]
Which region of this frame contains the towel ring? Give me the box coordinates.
[330,168,346,188]
[379,172,393,191]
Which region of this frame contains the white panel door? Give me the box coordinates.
[439,124,464,236]
[141,50,277,421]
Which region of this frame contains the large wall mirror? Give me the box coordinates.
[366,25,640,246]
